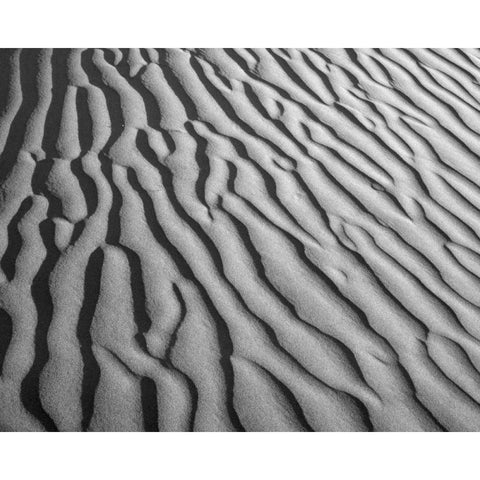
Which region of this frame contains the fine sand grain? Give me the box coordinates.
[1,48,480,431]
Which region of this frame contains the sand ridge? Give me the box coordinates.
[1,48,480,431]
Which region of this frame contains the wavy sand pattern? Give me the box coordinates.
[1,48,480,431]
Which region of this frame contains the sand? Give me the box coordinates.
[1,48,480,431]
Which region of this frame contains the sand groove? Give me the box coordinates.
[1,48,480,431]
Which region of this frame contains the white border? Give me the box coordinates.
[2,432,479,479]
[1,0,479,47]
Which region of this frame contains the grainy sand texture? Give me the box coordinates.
[1,48,480,431]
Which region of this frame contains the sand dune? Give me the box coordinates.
[1,48,480,431]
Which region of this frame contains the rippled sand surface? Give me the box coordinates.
[1,48,480,431]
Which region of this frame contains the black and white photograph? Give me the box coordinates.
[0,2,478,479]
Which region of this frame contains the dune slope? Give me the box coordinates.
[1,48,480,431]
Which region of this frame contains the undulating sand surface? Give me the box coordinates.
[2,48,480,431]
